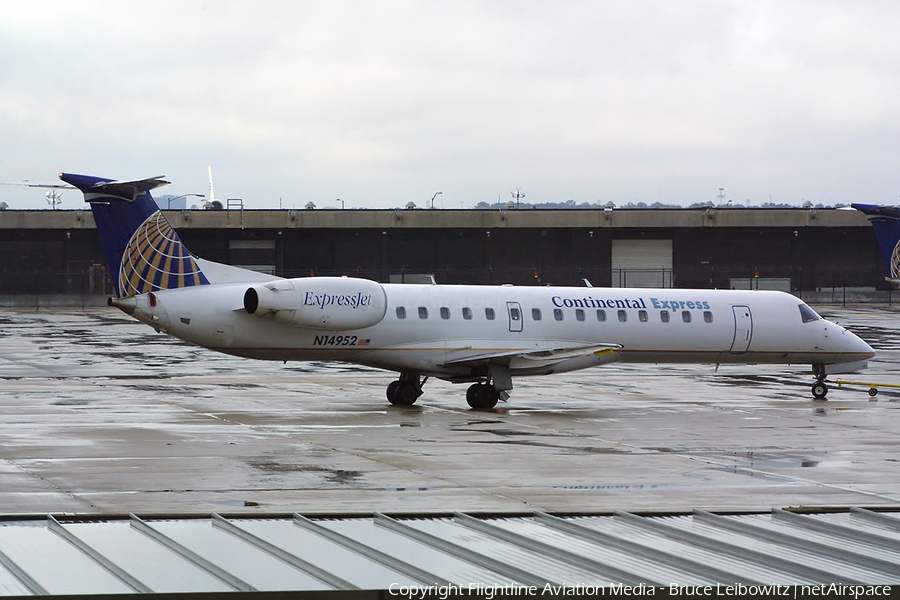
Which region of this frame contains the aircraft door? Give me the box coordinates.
[730,305,752,354]
[507,302,523,333]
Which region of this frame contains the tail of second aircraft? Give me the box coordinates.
[60,173,209,298]
[852,203,900,284]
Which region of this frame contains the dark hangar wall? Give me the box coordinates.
[0,208,885,295]
[180,221,880,290]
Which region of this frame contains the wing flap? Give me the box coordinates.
[441,343,621,369]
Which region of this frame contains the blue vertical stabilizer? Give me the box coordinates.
[60,173,209,297]
[852,203,900,281]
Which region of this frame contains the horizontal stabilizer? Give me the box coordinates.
[59,173,170,202]
[442,343,621,369]
[852,203,900,219]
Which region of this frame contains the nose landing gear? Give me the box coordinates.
[811,380,828,400]
[811,364,828,400]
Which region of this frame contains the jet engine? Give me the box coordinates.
[244,277,387,330]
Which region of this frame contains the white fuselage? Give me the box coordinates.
[118,281,874,383]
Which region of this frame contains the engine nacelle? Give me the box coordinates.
[244,277,387,330]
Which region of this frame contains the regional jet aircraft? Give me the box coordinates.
[62,173,874,408]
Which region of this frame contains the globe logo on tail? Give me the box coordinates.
[119,212,209,296]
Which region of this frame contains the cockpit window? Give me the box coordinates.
[799,303,821,323]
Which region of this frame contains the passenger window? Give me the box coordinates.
[418,307,428,319]
[618,310,627,322]
[682,311,692,323]
[596,309,606,322]
[510,307,520,321]
[462,307,472,320]
[440,307,450,320]
[660,310,670,323]
[554,308,564,321]
[703,311,713,323]
[638,310,648,322]
[532,308,542,321]
[799,304,820,323]
[575,309,585,322]
[396,307,406,319]
[485,308,495,320]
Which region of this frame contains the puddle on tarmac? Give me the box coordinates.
[727,450,857,470]
[249,459,364,484]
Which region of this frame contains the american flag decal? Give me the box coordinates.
[358,339,370,346]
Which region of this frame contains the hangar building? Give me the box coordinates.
[0,206,885,302]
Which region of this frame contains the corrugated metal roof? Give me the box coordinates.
[0,508,897,595]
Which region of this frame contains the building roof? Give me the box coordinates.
[0,508,898,595]
[0,206,870,231]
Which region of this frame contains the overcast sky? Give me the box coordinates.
[2,1,899,209]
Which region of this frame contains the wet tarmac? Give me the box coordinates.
[0,306,899,516]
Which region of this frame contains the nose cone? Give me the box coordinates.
[829,322,876,361]
[854,334,877,360]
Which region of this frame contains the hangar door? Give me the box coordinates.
[611,239,673,288]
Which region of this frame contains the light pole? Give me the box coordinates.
[168,193,205,209]
[336,198,344,209]
[430,191,442,209]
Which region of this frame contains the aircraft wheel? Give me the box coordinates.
[466,384,480,406]
[811,381,828,400]
[386,380,401,404]
[389,381,419,406]
[466,383,499,410]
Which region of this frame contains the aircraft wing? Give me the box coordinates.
[441,343,621,369]
[0,181,75,189]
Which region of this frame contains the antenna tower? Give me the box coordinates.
[510,187,525,209]
[45,190,63,209]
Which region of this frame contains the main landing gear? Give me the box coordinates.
[386,372,426,406]
[466,369,512,410]
[385,371,509,410]
[466,383,500,410]
[811,364,828,400]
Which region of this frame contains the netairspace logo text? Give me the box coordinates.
[672,584,893,598]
